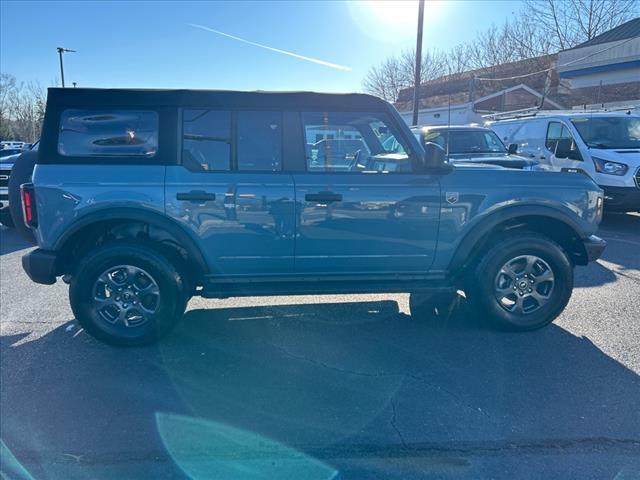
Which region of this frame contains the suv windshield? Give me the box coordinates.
[571,116,640,149]
[424,129,507,154]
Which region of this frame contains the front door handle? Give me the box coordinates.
[176,191,216,203]
[305,191,343,203]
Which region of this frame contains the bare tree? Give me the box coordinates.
[523,0,638,50]
[0,74,18,140]
[444,44,471,76]
[504,16,554,59]
[362,1,637,100]
[0,74,46,142]
[363,49,448,102]
[399,49,448,85]
[362,54,407,102]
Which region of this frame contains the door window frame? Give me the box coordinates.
[298,110,421,174]
[179,107,287,174]
[545,120,583,161]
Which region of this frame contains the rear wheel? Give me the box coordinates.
[70,242,188,346]
[469,232,573,331]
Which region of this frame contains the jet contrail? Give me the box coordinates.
[188,23,351,72]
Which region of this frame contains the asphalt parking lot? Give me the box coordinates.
[1,213,639,480]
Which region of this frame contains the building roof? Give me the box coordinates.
[566,17,640,50]
[395,55,558,110]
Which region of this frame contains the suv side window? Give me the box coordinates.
[182,109,231,171]
[237,111,282,171]
[302,111,412,173]
[182,110,283,172]
[58,110,158,157]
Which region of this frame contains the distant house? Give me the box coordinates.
[396,18,640,126]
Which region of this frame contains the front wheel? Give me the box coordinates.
[469,232,573,331]
[70,242,188,346]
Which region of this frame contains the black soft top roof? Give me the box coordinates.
[46,87,391,111]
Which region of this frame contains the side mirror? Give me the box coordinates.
[423,141,447,168]
[507,143,518,155]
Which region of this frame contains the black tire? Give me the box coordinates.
[469,232,573,331]
[409,291,460,320]
[8,151,37,243]
[0,210,14,228]
[69,242,187,346]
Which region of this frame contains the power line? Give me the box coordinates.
[475,35,638,82]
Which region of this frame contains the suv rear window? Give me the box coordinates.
[58,110,158,157]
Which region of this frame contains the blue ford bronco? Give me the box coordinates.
[20,88,606,345]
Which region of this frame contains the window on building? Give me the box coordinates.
[58,110,158,157]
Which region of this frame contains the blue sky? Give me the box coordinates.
[1,0,522,92]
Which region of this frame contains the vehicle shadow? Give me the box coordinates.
[573,212,639,288]
[1,301,639,479]
[0,226,33,256]
[600,212,640,234]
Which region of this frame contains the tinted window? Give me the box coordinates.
[237,111,282,171]
[302,112,412,173]
[182,109,231,171]
[545,121,572,151]
[571,116,640,149]
[422,130,506,154]
[512,119,546,143]
[58,110,158,157]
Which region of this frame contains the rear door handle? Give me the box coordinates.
[176,191,216,203]
[305,192,343,203]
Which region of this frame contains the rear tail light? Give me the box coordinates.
[21,183,38,228]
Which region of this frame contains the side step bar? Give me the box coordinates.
[200,275,455,299]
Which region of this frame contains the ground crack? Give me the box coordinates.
[266,342,492,422]
[390,399,408,449]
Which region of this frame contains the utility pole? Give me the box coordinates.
[57,47,76,88]
[411,0,425,126]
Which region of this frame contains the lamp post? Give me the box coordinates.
[57,47,76,88]
[412,0,425,126]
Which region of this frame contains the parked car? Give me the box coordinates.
[20,88,605,345]
[1,142,38,228]
[489,111,640,212]
[1,141,25,150]
[1,151,22,227]
[0,148,23,158]
[411,125,538,170]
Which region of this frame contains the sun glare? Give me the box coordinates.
[368,1,421,26]
[347,1,444,43]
